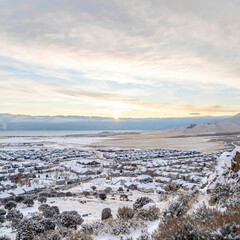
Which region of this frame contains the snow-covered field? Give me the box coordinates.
[0,136,239,240]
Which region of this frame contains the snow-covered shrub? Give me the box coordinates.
[23,198,34,207]
[48,191,58,198]
[101,208,112,220]
[38,204,49,212]
[66,191,73,197]
[4,201,17,210]
[104,187,112,193]
[109,219,142,236]
[118,187,124,192]
[117,206,135,220]
[164,182,180,192]
[193,203,216,221]
[162,201,188,222]
[0,235,11,240]
[153,205,240,240]
[34,218,56,235]
[15,195,25,203]
[136,229,150,240]
[34,230,61,240]
[58,211,83,229]
[56,192,66,198]
[152,216,204,240]
[38,197,47,203]
[133,197,154,210]
[43,206,59,218]
[158,193,168,202]
[209,183,231,205]
[0,215,5,223]
[98,192,106,200]
[82,191,90,197]
[136,206,160,221]
[162,193,192,222]
[66,231,93,240]
[80,222,104,235]
[6,209,23,221]
[16,219,35,240]
[0,209,6,216]
[38,192,48,198]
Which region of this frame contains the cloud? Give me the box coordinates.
[0,0,240,117]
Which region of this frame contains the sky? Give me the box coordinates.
[0,0,240,119]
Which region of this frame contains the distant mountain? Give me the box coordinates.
[0,114,227,131]
[169,113,240,135]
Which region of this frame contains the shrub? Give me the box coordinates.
[43,206,59,218]
[38,204,49,212]
[101,208,112,221]
[162,201,188,222]
[104,187,112,194]
[4,201,17,210]
[98,192,106,200]
[58,211,83,229]
[80,222,104,235]
[34,218,56,235]
[66,192,73,197]
[0,209,6,216]
[152,205,240,240]
[162,194,192,222]
[0,215,5,223]
[56,192,66,198]
[136,230,150,240]
[133,197,154,210]
[16,219,35,240]
[91,186,96,191]
[23,198,34,207]
[118,187,124,192]
[0,236,11,240]
[67,231,93,240]
[83,191,90,197]
[164,182,180,192]
[136,206,160,221]
[209,184,231,205]
[38,197,47,204]
[6,209,23,221]
[117,207,135,220]
[193,203,216,221]
[152,216,204,240]
[15,196,25,203]
[38,192,48,198]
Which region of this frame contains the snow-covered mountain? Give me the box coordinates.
[169,113,240,135]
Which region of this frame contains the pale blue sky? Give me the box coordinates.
[0,0,240,118]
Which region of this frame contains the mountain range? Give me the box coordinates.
[0,114,227,131]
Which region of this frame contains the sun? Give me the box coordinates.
[113,112,120,120]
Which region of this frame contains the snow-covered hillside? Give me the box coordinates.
[204,147,240,191]
[169,113,240,135]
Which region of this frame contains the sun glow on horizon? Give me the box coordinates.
[113,112,120,120]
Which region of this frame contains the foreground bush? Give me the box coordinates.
[58,211,83,229]
[152,205,240,240]
[133,197,154,210]
[136,206,160,221]
[117,206,135,220]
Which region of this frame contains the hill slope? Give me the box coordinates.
[168,113,240,136]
